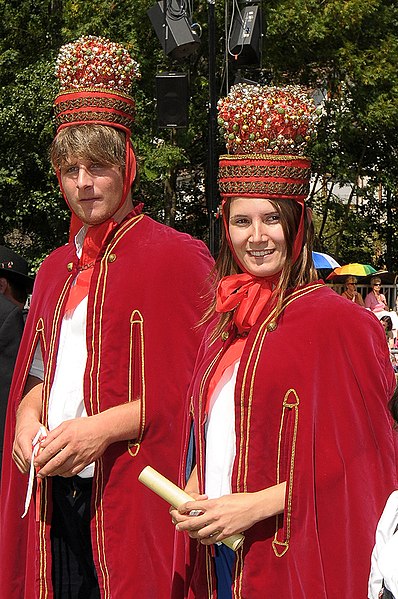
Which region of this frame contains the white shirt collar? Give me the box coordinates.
[74,226,88,259]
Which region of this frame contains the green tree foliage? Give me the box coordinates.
[0,0,212,266]
[261,0,398,267]
[0,1,66,268]
[0,0,397,271]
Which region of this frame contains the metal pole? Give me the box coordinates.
[207,0,219,256]
[163,0,168,56]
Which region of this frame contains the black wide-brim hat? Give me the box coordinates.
[0,246,34,293]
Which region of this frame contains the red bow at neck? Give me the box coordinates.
[64,220,118,317]
[216,272,280,333]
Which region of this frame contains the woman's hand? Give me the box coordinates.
[173,483,286,545]
[170,491,208,526]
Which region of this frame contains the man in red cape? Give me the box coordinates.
[0,36,213,599]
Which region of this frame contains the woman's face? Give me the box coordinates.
[346,279,357,291]
[228,197,287,277]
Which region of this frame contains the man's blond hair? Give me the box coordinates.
[50,124,126,170]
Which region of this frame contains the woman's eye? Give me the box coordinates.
[266,214,280,224]
[231,217,250,226]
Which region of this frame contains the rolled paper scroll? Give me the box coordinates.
[138,465,244,551]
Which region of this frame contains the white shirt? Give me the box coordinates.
[205,360,239,499]
[30,227,94,477]
[369,490,398,599]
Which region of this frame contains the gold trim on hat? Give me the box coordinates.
[54,95,135,118]
[219,153,310,163]
[219,163,311,181]
[55,110,134,129]
[219,180,309,197]
[55,87,135,101]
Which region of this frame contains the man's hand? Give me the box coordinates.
[13,417,44,474]
[34,414,110,478]
[35,400,141,478]
[12,376,43,474]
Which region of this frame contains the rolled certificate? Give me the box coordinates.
[138,465,244,551]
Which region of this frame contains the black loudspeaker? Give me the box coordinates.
[229,4,262,66]
[148,1,200,60]
[156,73,189,128]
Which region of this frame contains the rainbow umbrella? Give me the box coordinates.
[312,252,340,269]
[326,263,377,280]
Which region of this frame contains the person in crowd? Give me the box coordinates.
[0,36,213,599]
[365,277,389,312]
[392,355,398,374]
[341,275,365,306]
[365,277,398,342]
[369,386,398,599]
[170,83,398,599]
[0,245,33,477]
[381,315,395,349]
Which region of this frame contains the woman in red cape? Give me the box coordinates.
[171,83,398,599]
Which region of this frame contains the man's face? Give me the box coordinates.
[60,158,127,225]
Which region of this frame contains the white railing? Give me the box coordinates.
[326,283,398,311]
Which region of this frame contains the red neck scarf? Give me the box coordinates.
[63,202,143,317]
[207,272,279,413]
[216,272,280,334]
[64,219,117,316]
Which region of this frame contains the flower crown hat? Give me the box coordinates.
[217,83,320,265]
[54,35,140,134]
[53,36,141,238]
[215,84,321,332]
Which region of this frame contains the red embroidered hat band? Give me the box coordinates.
[54,89,136,133]
[218,154,312,200]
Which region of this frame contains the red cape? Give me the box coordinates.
[0,212,214,599]
[173,283,398,598]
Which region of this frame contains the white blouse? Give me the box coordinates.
[205,359,239,499]
[369,490,398,599]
